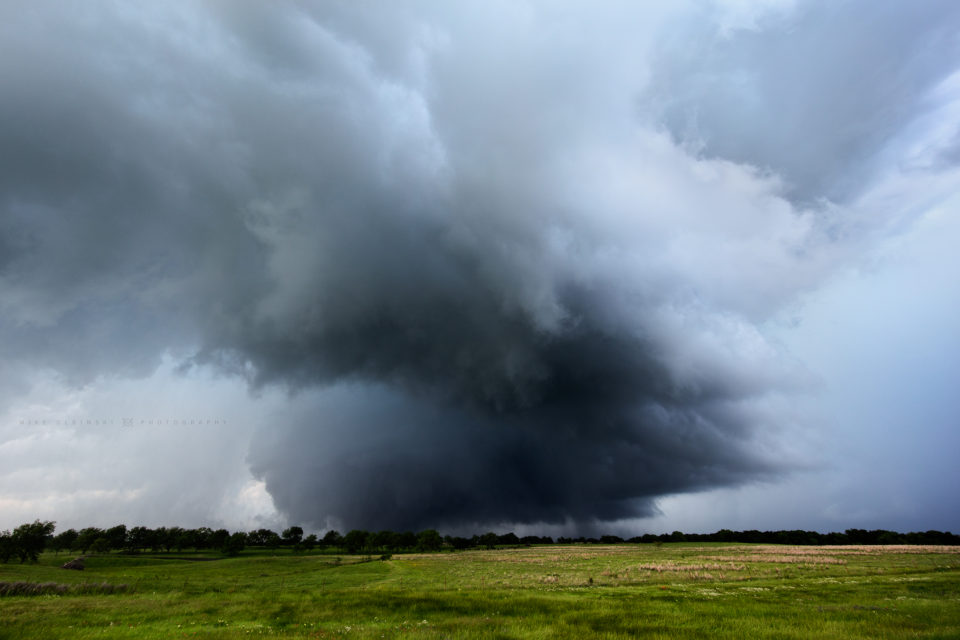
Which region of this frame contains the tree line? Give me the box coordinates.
[1,521,957,563]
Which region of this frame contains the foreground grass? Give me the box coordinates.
[1,544,958,638]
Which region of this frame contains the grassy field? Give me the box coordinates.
[1,543,958,638]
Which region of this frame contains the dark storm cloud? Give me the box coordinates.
[1,1,956,531]
[248,381,780,532]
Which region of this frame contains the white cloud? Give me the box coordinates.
[0,357,281,531]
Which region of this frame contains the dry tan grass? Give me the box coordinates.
[720,544,960,556]
[635,562,747,573]
[718,554,846,565]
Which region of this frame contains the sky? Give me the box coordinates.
[1,0,959,536]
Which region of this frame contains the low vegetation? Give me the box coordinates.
[1,542,958,638]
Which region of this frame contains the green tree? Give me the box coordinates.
[12,520,56,563]
[51,528,78,553]
[397,531,418,550]
[152,527,170,552]
[221,532,246,556]
[194,527,214,550]
[416,529,443,552]
[246,529,275,546]
[499,532,520,546]
[127,526,153,552]
[302,534,317,552]
[343,529,368,554]
[75,527,103,554]
[321,530,343,548]
[446,535,471,551]
[174,529,193,552]
[369,530,396,551]
[282,526,304,548]
[90,537,110,554]
[105,525,127,551]
[0,530,13,563]
[263,530,281,549]
[209,529,231,550]
[164,526,184,552]
[477,532,498,549]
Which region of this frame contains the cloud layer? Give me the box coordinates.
[1,1,958,532]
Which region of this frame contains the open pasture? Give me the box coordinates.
[1,543,958,638]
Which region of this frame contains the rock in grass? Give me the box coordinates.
[61,557,85,570]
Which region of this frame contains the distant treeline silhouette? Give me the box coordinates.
[2,521,957,563]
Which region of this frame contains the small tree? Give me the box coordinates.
[263,530,282,549]
[76,527,103,554]
[321,530,343,549]
[209,529,231,550]
[247,529,276,547]
[416,529,442,552]
[193,527,214,550]
[282,526,304,549]
[221,532,246,556]
[12,520,56,563]
[165,527,184,552]
[478,532,498,550]
[127,526,152,552]
[498,532,520,546]
[302,534,317,552]
[397,531,418,550]
[105,525,128,551]
[152,527,170,552]
[174,529,193,552]
[446,536,471,551]
[0,530,13,563]
[90,537,110,554]
[368,530,396,551]
[51,529,78,554]
[343,530,368,554]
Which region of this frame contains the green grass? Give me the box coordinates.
[1,544,958,638]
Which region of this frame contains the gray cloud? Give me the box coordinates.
[1,1,957,532]
[643,0,960,203]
